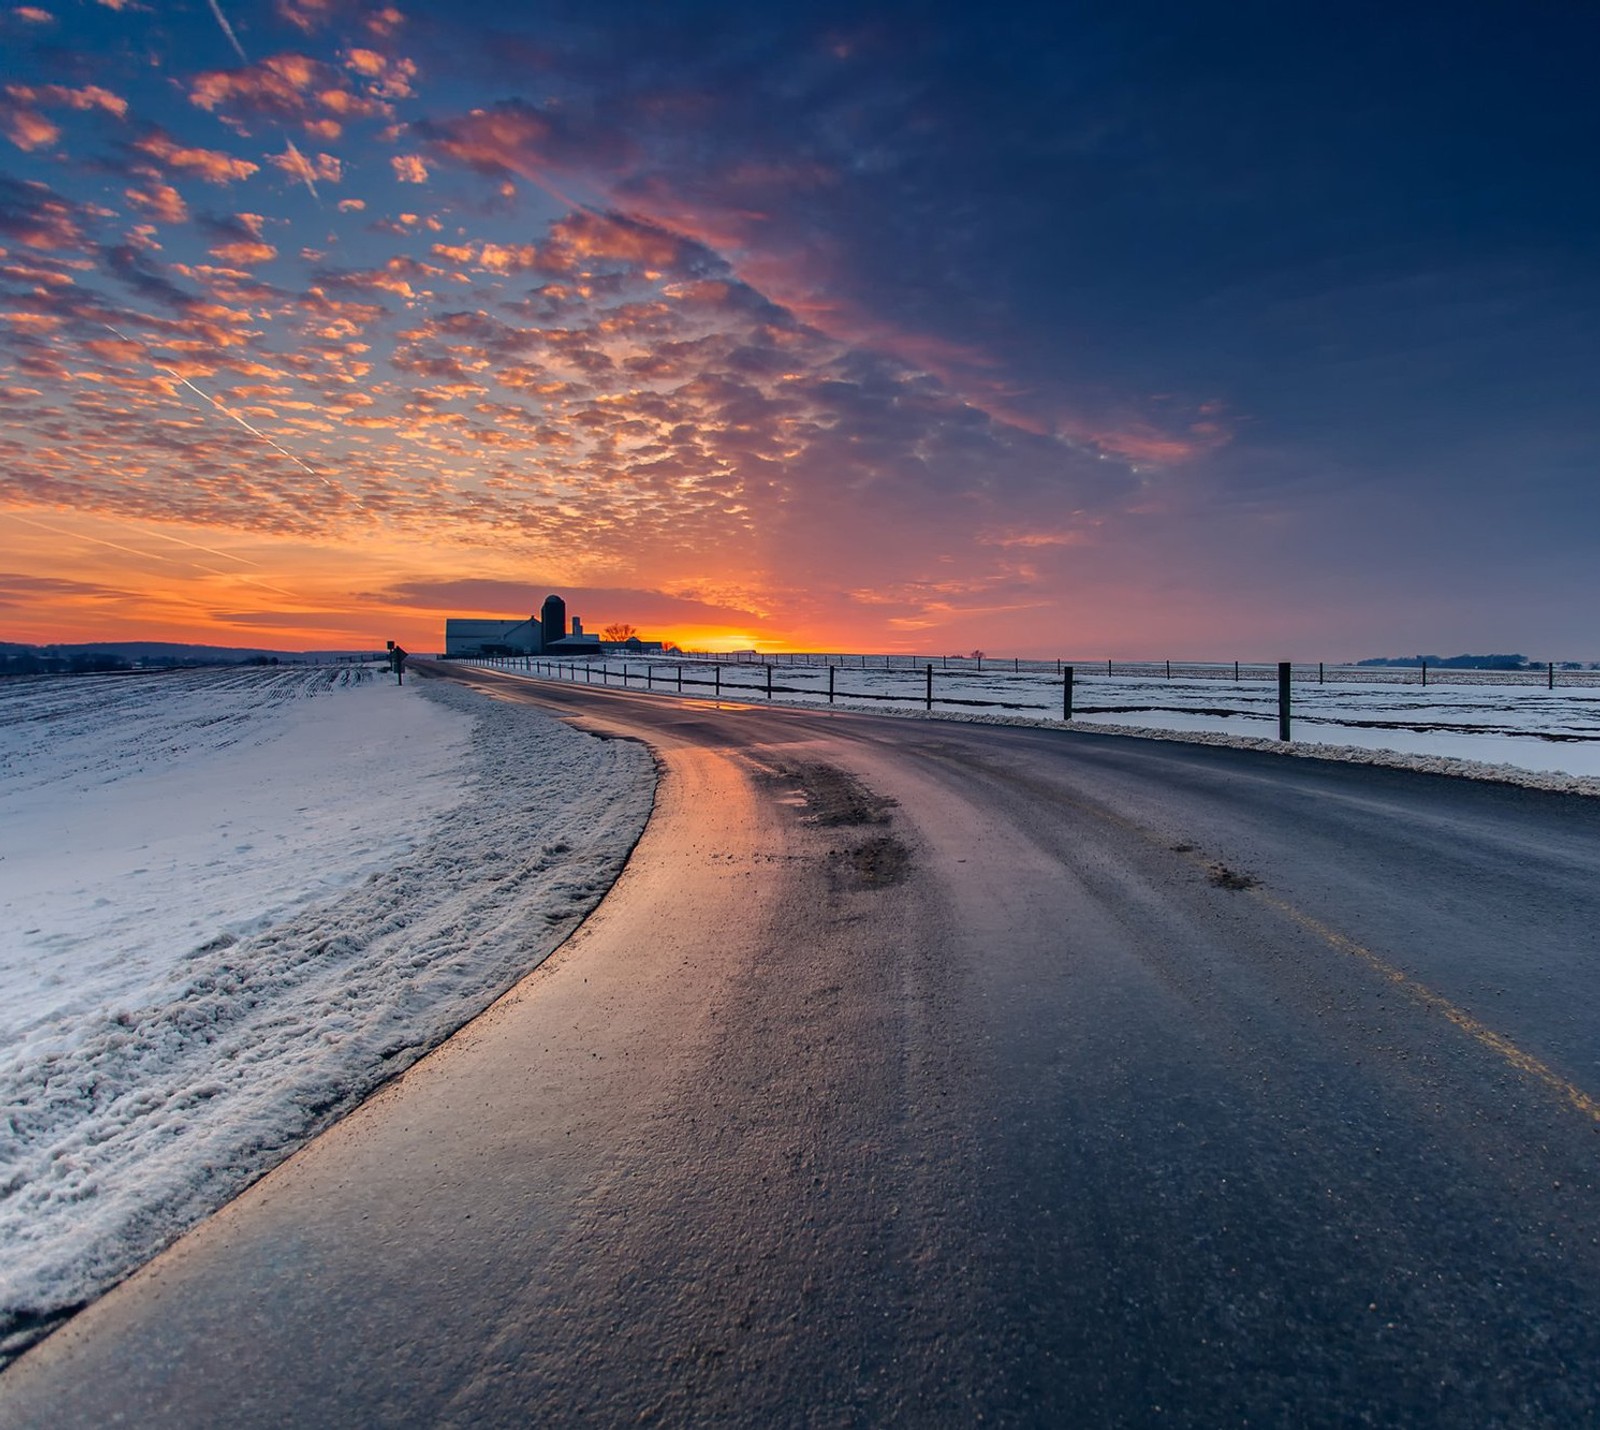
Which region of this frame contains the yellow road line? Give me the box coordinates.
[1252,888,1600,1125]
[1032,775,1600,1126]
[982,765,1600,1125]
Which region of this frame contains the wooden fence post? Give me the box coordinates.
[829,666,835,704]
[715,665,720,697]
[925,664,933,711]
[1063,665,1074,721]
[1278,662,1292,741]
[767,664,773,700]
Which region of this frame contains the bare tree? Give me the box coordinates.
[602,623,637,642]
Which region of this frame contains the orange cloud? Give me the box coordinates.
[125,182,189,224]
[275,0,336,34]
[133,131,258,183]
[3,82,126,151]
[2,310,64,331]
[269,145,342,183]
[344,48,387,77]
[1085,430,1205,464]
[342,48,416,99]
[980,528,1095,549]
[190,54,391,135]
[6,82,127,118]
[475,242,540,273]
[550,211,684,272]
[191,60,297,127]
[391,154,427,183]
[414,101,621,210]
[365,6,403,38]
[208,239,278,266]
[3,108,57,150]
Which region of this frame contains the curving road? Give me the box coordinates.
[6,663,1600,1426]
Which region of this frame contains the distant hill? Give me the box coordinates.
[1357,653,1594,671]
[0,641,385,676]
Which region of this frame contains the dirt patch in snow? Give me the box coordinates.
[764,761,896,827]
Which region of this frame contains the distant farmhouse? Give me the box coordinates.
[443,593,665,658]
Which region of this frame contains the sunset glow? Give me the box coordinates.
[3,2,1596,658]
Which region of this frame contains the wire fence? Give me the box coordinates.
[457,652,1600,749]
[461,651,1600,692]
[672,652,1600,689]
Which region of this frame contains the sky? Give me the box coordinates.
[1,0,1596,658]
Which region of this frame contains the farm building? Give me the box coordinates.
[443,594,601,657]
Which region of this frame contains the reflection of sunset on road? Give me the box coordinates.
[3,3,1595,657]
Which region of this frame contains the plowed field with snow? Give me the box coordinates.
[0,666,652,1363]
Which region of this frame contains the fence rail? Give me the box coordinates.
[643,652,1598,688]
[459,651,1600,745]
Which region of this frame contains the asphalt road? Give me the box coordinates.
[5,664,1600,1427]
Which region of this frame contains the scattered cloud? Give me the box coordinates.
[132,130,260,184]
[269,144,341,184]
[3,82,126,151]
[125,182,190,225]
[190,52,392,136]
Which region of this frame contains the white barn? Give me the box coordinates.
[443,615,542,658]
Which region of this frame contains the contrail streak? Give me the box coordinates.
[11,513,302,601]
[102,323,367,514]
[140,528,265,568]
[281,139,322,203]
[204,0,248,61]
[204,0,320,204]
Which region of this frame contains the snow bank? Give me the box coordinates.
[0,668,653,1363]
[472,659,1600,787]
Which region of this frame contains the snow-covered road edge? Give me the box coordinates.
[474,665,1600,798]
[830,700,1600,797]
[0,678,655,1365]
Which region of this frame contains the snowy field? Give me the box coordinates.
[471,656,1600,785]
[0,666,653,1364]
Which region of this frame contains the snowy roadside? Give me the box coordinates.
[470,660,1600,793]
[0,668,654,1365]
[885,708,1600,798]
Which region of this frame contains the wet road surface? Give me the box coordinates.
[5,663,1600,1426]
